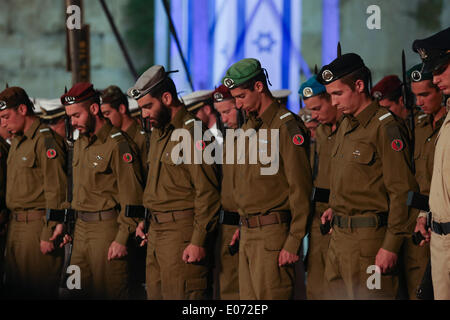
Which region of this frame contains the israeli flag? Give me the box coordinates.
[164,0,312,114]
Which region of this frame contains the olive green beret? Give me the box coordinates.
[222,58,263,89]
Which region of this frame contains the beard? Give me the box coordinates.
[76,112,97,135]
[150,104,171,129]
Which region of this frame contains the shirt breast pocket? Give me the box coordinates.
[348,143,375,165]
[89,156,110,173]
[19,153,36,168]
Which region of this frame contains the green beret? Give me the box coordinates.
[407,64,433,83]
[222,58,263,89]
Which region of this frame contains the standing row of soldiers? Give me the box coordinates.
[0,27,449,300]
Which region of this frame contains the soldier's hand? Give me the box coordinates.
[136,221,148,247]
[61,234,72,246]
[40,240,55,255]
[414,217,431,246]
[49,223,65,248]
[182,244,206,263]
[321,208,333,234]
[375,248,398,274]
[108,241,128,261]
[229,228,240,246]
[278,249,299,267]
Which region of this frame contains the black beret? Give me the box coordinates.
[317,53,366,85]
[413,27,450,73]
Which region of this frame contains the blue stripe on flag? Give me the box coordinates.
[281,0,291,90]
[322,0,340,65]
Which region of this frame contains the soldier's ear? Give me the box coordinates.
[161,92,173,107]
[355,79,365,94]
[118,104,127,115]
[254,81,264,93]
[89,103,100,116]
[16,104,26,116]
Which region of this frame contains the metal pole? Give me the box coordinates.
[161,0,194,91]
[98,0,139,80]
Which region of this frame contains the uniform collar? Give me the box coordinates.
[24,118,41,140]
[259,100,280,127]
[355,100,379,128]
[125,120,139,138]
[170,106,188,129]
[93,120,113,144]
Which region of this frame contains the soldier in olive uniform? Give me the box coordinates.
[211,85,240,300]
[0,87,67,299]
[99,85,149,299]
[413,27,450,299]
[61,83,144,299]
[100,85,149,179]
[224,58,312,300]
[128,65,221,300]
[300,76,342,299]
[318,53,419,299]
[397,64,446,299]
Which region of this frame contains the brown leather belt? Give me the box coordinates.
[12,210,45,222]
[151,210,195,224]
[76,209,118,222]
[240,211,291,228]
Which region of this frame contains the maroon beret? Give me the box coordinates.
[212,85,233,103]
[61,82,98,106]
[371,75,402,100]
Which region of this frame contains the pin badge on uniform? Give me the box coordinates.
[96,155,103,160]
[303,87,313,98]
[322,70,334,82]
[411,70,422,82]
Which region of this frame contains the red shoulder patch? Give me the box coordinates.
[292,134,304,146]
[195,140,206,151]
[46,149,57,159]
[391,139,404,152]
[122,153,133,163]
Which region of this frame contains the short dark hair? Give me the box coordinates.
[238,71,273,97]
[150,77,181,104]
[82,94,104,118]
[340,66,371,96]
[384,86,403,103]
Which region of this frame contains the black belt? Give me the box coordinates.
[431,221,450,236]
[333,213,388,229]
[219,210,240,226]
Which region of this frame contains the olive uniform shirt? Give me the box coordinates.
[233,101,312,254]
[72,121,144,246]
[143,107,221,247]
[313,122,340,217]
[6,118,67,241]
[414,111,446,195]
[330,101,419,254]
[125,120,149,180]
